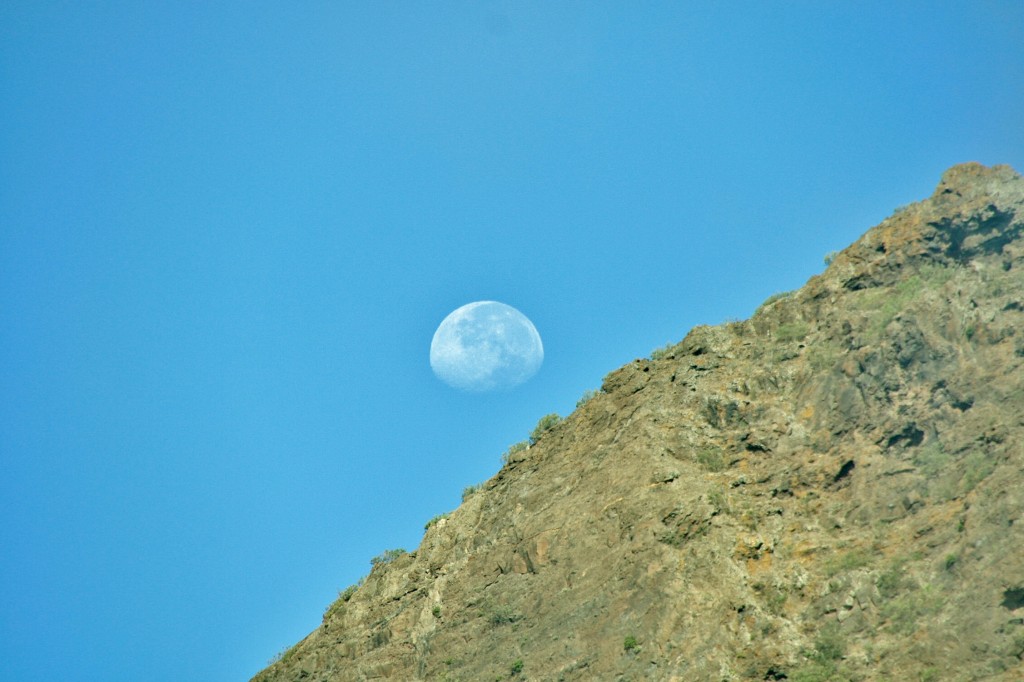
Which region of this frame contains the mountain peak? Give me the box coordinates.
[934,162,1023,203]
[253,164,1024,682]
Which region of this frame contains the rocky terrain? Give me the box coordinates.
[252,163,1024,681]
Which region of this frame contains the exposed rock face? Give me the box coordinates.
[253,163,1024,681]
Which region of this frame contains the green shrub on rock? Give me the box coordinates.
[529,413,562,444]
[650,343,675,360]
[501,440,530,465]
[425,513,450,530]
[370,548,405,568]
[576,388,600,408]
[462,483,484,501]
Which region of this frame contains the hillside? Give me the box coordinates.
[252,163,1024,681]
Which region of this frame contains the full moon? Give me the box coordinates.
[430,301,544,392]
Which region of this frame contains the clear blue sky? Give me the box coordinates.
[2,3,1022,680]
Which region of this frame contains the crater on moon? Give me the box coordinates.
[430,301,544,392]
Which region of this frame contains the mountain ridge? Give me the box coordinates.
[253,162,1024,681]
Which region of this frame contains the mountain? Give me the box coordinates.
[252,163,1024,682]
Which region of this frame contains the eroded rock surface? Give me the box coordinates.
[254,163,1024,681]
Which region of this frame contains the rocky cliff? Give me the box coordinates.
[253,163,1024,681]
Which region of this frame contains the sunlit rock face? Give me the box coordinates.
[255,164,1024,682]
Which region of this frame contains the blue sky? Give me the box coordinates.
[2,3,1022,680]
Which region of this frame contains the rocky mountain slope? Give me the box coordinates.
[253,163,1024,682]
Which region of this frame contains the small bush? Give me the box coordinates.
[370,548,405,568]
[881,584,942,635]
[487,603,521,626]
[707,486,729,513]
[576,388,600,408]
[529,413,562,444]
[324,579,364,620]
[753,577,790,614]
[510,658,524,675]
[623,635,639,652]
[462,483,484,502]
[776,322,810,343]
[960,450,995,495]
[823,250,839,267]
[824,548,871,577]
[696,446,726,472]
[501,440,530,465]
[425,513,450,530]
[876,566,908,600]
[268,645,296,666]
[340,580,362,602]
[432,605,442,618]
[756,290,794,314]
[813,623,845,661]
[913,443,949,479]
[790,661,838,682]
[807,344,839,371]
[650,342,675,360]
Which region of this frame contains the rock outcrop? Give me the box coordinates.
[253,163,1024,681]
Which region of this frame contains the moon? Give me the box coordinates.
[430,301,544,392]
